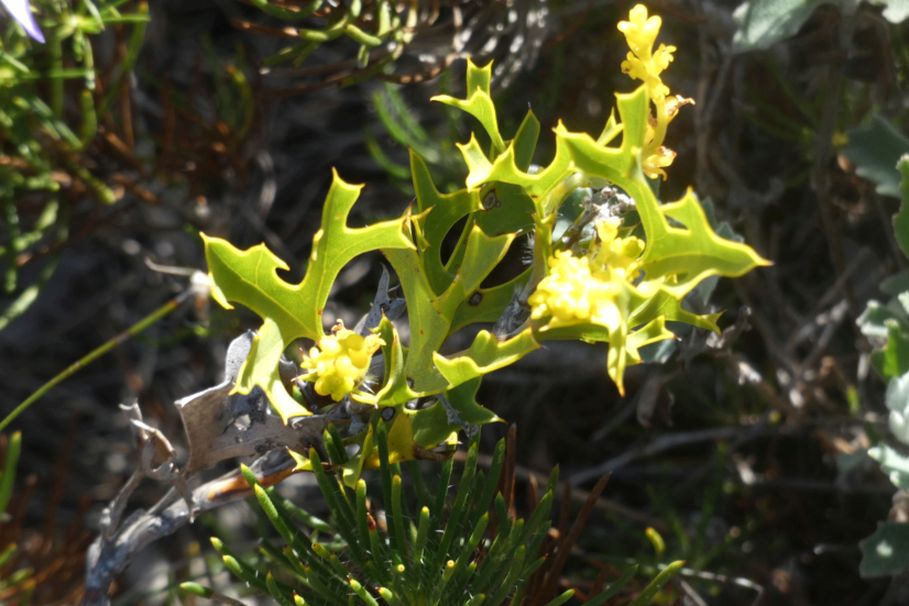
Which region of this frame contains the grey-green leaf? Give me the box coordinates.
[860,522,909,578]
[844,116,909,199]
[732,0,827,52]
[869,442,909,490]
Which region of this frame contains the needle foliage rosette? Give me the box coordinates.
[198,427,563,605]
[183,424,684,605]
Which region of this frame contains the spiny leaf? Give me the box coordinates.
[362,315,410,405]
[360,405,458,466]
[297,169,414,337]
[453,88,639,212]
[449,269,530,333]
[641,188,771,297]
[437,226,515,316]
[445,378,502,426]
[431,59,504,153]
[410,152,481,294]
[204,169,412,340]
[433,329,539,390]
[203,170,413,419]
[201,234,306,337]
[627,288,723,333]
[235,318,310,423]
[606,316,676,396]
[512,109,541,170]
[382,247,451,395]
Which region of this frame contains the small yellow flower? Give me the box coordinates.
[590,220,644,282]
[617,4,661,56]
[641,145,676,181]
[663,93,693,120]
[300,322,385,401]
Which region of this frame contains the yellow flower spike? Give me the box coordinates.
[299,321,385,401]
[617,4,676,102]
[618,4,693,180]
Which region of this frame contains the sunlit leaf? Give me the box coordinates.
[203,170,413,418]
[433,329,539,389]
[638,188,772,298]
[432,59,504,153]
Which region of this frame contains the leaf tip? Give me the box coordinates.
[329,167,365,193]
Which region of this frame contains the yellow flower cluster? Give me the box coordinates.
[617,4,692,180]
[529,220,645,332]
[617,4,675,102]
[300,322,385,401]
[529,252,601,325]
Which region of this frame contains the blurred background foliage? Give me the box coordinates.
[2,0,909,604]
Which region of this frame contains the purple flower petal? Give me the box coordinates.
[1,0,44,43]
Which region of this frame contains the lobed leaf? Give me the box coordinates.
[638,188,771,298]
[431,59,504,153]
[433,329,539,390]
[203,170,412,419]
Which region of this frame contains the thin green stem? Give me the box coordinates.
[48,30,64,118]
[0,292,186,432]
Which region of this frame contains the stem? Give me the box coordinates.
[540,172,583,219]
[651,96,668,150]
[49,30,64,118]
[0,293,186,432]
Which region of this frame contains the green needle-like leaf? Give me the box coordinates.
[628,560,684,606]
[0,431,21,514]
[896,155,909,259]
